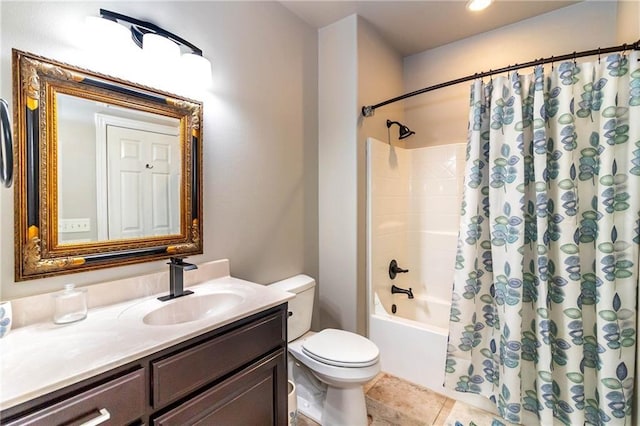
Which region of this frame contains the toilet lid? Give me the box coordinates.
[301,329,379,368]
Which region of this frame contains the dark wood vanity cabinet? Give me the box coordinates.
[153,350,284,425]
[1,304,288,426]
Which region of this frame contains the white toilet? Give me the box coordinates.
[269,275,380,426]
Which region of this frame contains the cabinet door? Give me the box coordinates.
[152,349,287,426]
[152,311,284,408]
[3,368,145,426]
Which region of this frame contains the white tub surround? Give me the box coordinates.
[0,260,293,410]
[366,138,465,315]
[366,139,498,415]
[366,139,464,358]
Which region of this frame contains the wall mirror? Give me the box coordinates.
[13,50,203,281]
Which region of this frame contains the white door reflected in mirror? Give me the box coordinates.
[105,125,180,240]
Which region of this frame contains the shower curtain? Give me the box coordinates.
[445,51,640,425]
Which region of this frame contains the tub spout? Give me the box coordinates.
[391,284,414,299]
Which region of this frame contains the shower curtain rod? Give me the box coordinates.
[361,39,640,117]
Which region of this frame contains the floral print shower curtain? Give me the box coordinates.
[445,51,640,425]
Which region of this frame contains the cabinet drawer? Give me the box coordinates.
[4,368,145,426]
[152,311,284,408]
[152,349,285,426]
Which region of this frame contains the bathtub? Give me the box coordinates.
[369,292,450,391]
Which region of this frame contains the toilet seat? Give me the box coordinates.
[301,329,379,368]
[288,332,381,386]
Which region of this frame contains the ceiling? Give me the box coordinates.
[279,0,580,56]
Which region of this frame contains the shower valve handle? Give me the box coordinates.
[389,259,409,280]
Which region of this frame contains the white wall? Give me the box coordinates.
[403,1,619,148]
[318,15,404,334]
[318,15,359,332]
[56,103,98,243]
[617,0,640,43]
[0,1,318,299]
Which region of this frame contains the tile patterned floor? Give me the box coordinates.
[296,373,514,426]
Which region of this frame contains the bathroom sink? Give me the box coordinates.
[117,281,260,326]
[142,292,245,326]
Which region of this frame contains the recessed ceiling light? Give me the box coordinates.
[467,0,493,12]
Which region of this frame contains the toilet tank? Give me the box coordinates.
[269,275,315,342]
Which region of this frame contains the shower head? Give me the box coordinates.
[386,119,415,140]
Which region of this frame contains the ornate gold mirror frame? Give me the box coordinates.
[13,50,203,281]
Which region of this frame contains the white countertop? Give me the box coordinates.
[0,275,292,409]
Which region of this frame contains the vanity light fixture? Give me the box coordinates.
[90,9,212,86]
[466,0,493,12]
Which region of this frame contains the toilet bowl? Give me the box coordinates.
[289,330,380,425]
[269,275,381,426]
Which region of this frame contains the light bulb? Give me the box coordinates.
[143,33,180,60]
[466,0,493,12]
[84,16,131,52]
[181,53,213,87]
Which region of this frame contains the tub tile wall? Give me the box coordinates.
[408,143,466,301]
[409,144,464,232]
[413,232,458,302]
[369,140,466,306]
[368,140,412,308]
